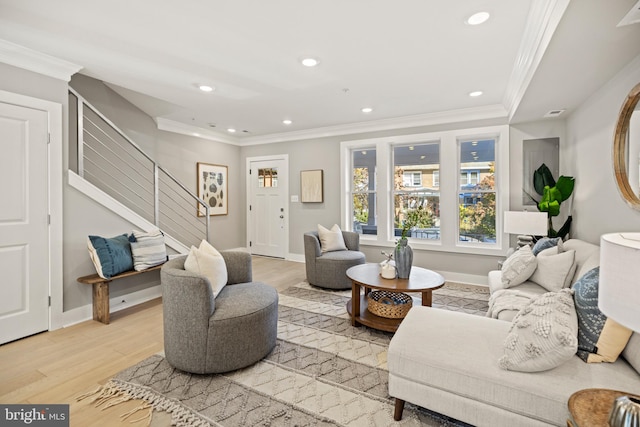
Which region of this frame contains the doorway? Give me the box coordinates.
[247,155,289,258]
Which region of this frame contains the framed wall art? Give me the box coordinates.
[300,169,324,203]
[197,162,228,216]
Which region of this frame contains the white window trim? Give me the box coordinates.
[340,125,510,256]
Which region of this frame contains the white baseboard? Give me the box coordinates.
[61,283,162,327]
[286,253,305,263]
[438,271,488,287]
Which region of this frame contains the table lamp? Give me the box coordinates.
[503,211,547,249]
[599,233,640,427]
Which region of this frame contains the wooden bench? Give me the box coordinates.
[77,263,165,324]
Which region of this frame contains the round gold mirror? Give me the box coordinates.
[613,82,640,210]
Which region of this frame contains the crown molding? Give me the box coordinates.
[155,117,241,146]
[0,39,82,82]
[240,104,509,145]
[502,0,570,121]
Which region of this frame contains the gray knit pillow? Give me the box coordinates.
[499,288,578,372]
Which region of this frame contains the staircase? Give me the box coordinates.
[68,88,209,252]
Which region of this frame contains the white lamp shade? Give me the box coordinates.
[503,211,547,236]
[599,233,640,332]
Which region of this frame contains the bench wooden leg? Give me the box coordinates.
[92,281,110,324]
[394,398,405,421]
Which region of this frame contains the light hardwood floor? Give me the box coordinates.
[0,256,306,427]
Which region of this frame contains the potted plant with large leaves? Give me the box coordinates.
[529,164,575,239]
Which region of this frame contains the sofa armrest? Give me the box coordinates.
[221,249,252,284]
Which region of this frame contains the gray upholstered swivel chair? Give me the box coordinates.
[304,230,366,290]
[161,250,278,374]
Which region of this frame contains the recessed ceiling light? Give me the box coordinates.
[466,12,490,25]
[471,141,478,146]
[199,85,214,92]
[420,155,426,159]
[361,107,373,113]
[301,57,320,67]
[409,146,415,151]
[227,128,236,133]
[282,119,292,125]
[469,91,483,97]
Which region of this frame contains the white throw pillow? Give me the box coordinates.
[184,241,228,298]
[501,245,537,288]
[499,288,578,372]
[317,224,347,253]
[530,248,576,292]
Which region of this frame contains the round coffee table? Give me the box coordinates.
[346,263,445,332]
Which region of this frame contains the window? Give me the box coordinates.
[394,143,440,241]
[341,125,508,255]
[458,139,496,243]
[402,171,422,187]
[351,149,377,235]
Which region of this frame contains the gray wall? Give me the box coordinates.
[240,117,570,279]
[564,54,640,243]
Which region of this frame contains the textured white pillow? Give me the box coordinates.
[530,248,576,292]
[499,288,578,372]
[184,242,228,298]
[501,245,537,288]
[317,224,347,253]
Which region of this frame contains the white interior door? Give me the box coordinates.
[248,157,288,258]
[0,102,50,344]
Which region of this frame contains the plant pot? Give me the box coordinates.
[394,238,413,279]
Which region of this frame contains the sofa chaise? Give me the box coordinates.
[388,239,640,426]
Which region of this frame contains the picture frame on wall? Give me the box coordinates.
[197,162,228,216]
[300,169,324,203]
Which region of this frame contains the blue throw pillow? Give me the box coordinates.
[572,267,633,362]
[87,234,134,279]
[532,237,560,256]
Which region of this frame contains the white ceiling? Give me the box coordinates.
[0,0,639,144]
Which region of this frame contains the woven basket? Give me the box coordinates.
[367,291,412,319]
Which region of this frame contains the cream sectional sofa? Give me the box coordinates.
[388,239,640,426]
[487,239,600,321]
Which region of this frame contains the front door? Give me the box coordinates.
[0,102,50,344]
[248,157,288,258]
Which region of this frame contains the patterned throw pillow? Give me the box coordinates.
[499,288,578,372]
[572,267,633,363]
[501,245,537,288]
[129,229,167,271]
[87,234,133,279]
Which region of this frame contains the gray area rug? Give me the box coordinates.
[83,282,488,426]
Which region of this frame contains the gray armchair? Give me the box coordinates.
[304,230,366,289]
[161,250,278,374]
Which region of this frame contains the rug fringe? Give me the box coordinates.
[76,381,152,425]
